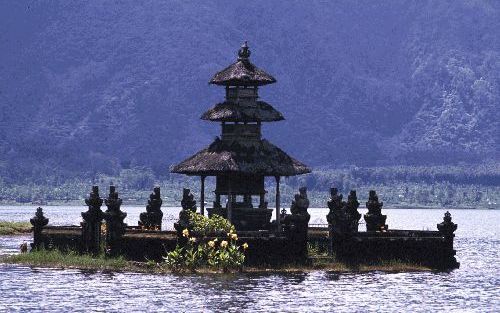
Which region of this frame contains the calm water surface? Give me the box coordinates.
[0,206,498,312]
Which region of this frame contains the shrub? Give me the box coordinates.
[188,211,235,236]
[164,214,247,273]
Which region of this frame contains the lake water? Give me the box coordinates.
[0,206,498,312]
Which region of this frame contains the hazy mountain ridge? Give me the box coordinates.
[0,1,498,182]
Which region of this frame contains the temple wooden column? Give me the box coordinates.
[275,176,281,232]
[200,176,206,216]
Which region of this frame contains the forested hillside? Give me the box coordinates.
[0,1,498,183]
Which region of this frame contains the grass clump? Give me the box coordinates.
[0,221,32,235]
[358,259,430,272]
[3,249,129,271]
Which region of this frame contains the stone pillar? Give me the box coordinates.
[30,207,49,250]
[81,186,104,254]
[345,190,362,232]
[364,190,388,231]
[437,211,459,268]
[437,211,457,238]
[326,188,343,256]
[138,186,163,230]
[102,185,127,256]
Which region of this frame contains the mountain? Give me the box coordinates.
[0,0,498,182]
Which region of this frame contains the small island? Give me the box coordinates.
[4,44,458,273]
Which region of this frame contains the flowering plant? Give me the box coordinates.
[164,214,248,272]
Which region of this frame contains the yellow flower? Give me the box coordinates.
[220,240,228,248]
[182,229,189,237]
[242,243,249,250]
[208,240,215,248]
[230,233,238,241]
[189,237,196,243]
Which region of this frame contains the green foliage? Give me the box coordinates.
[188,211,235,236]
[164,245,186,272]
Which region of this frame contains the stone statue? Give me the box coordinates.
[139,187,163,230]
[364,190,388,231]
[181,188,197,212]
[175,188,197,235]
[326,188,344,225]
[437,211,457,237]
[290,187,310,217]
[327,189,361,235]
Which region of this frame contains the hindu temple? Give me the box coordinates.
[172,42,310,231]
[25,43,459,269]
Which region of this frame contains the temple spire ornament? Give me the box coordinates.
[238,41,251,60]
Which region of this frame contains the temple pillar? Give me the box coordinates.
[275,176,281,232]
[200,176,206,216]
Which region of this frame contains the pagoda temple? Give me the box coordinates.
[172,42,310,231]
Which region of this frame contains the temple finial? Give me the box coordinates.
[238,41,251,60]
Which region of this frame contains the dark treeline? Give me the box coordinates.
[0,163,498,209]
[289,163,500,191]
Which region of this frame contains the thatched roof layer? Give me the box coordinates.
[210,60,276,86]
[201,101,284,122]
[171,138,310,176]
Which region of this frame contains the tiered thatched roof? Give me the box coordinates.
[201,101,284,122]
[210,42,276,86]
[171,137,310,176]
[210,61,276,86]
